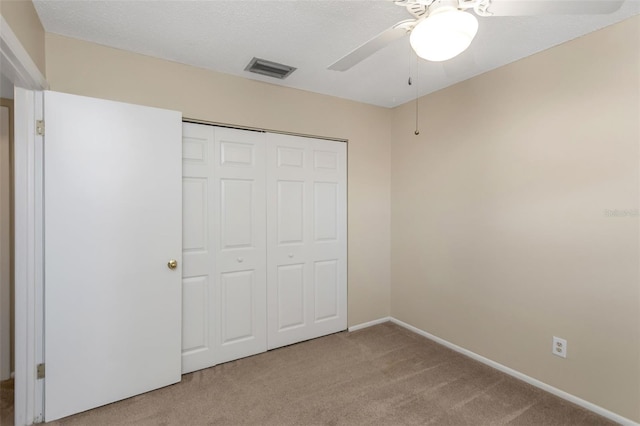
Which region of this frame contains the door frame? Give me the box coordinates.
[1,14,48,426]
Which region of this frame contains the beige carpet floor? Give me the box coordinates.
[1,378,13,426]
[5,323,617,425]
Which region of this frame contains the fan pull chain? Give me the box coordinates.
[408,45,420,136]
[414,88,420,135]
[414,55,420,136]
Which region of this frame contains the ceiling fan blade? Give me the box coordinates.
[484,0,625,16]
[328,20,414,71]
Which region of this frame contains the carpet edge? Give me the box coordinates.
[387,317,638,426]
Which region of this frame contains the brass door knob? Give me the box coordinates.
[167,259,178,270]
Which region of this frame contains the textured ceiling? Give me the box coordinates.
[33,0,640,108]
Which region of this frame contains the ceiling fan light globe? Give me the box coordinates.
[409,8,479,62]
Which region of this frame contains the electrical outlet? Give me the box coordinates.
[552,336,567,358]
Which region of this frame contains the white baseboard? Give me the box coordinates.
[347,316,638,425]
[389,317,639,426]
[347,317,391,332]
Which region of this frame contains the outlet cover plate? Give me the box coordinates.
[553,336,567,358]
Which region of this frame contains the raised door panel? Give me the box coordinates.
[277,147,304,168]
[220,179,254,249]
[221,271,255,344]
[181,123,217,374]
[183,178,208,252]
[314,260,339,322]
[313,150,338,171]
[182,276,209,353]
[314,182,339,242]
[277,264,306,331]
[277,180,305,245]
[221,141,254,167]
[214,127,267,364]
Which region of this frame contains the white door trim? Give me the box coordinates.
[13,88,44,426]
[1,15,48,426]
[0,15,47,91]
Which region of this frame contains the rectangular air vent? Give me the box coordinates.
[245,57,296,80]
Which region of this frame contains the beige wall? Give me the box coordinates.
[0,0,46,76]
[45,33,392,327]
[0,98,13,376]
[391,16,639,422]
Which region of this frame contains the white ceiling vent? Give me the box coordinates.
[245,57,296,79]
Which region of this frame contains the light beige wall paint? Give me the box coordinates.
[0,98,13,375]
[44,33,391,327]
[0,99,14,377]
[0,0,46,76]
[391,16,640,422]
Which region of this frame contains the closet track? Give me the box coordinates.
[182,118,348,143]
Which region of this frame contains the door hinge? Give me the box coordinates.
[36,120,44,136]
[37,363,45,379]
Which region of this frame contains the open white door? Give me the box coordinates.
[43,91,182,421]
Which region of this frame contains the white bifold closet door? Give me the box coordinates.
[181,123,346,372]
[44,91,182,421]
[266,133,347,350]
[181,123,267,373]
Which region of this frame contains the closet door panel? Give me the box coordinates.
[181,123,218,374]
[309,138,347,338]
[214,128,267,363]
[267,134,347,350]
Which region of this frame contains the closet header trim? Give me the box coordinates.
[182,117,348,143]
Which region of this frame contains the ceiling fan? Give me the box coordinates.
[328,0,626,71]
